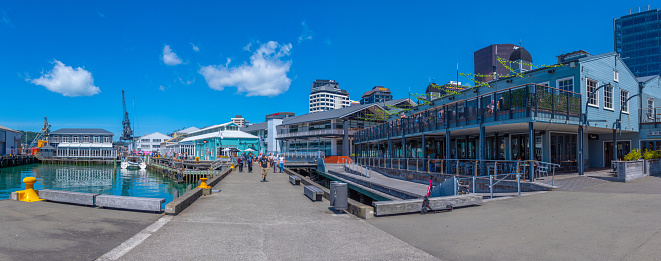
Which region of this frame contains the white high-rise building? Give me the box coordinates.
[308,79,351,113]
[231,115,248,127]
[135,132,172,153]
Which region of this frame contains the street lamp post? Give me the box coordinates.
[612,93,641,166]
[580,83,612,176]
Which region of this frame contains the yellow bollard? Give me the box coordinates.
[198,177,211,189]
[16,177,44,202]
[231,163,234,169]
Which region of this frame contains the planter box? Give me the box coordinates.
[617,160,648,182]
[648,159,661,176]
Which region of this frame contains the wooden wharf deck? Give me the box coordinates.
[0,155,39,168]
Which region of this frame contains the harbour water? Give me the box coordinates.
[0,164,194,208]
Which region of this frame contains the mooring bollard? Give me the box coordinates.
[15,177,44,202]
[489,175,494,199]
[516,174,521,197]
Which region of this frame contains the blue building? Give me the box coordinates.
[614,8,661,77]
[180,122,261,161]
[354,50,661,175]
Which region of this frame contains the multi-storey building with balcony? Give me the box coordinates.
[309,79,351,113]
[48,128,116,159]
[240,112,296,154]
[278,99,414,156]
[360,86,393,105]
[135,132,172,153]
[355,51,661,177]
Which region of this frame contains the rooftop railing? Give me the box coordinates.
[640,107,661,125]
[277,129,356,139]
[355,84,581,143]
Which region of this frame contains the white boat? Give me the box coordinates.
[121,155,146,169]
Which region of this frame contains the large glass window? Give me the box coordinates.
[586,78,598,107]
[604,85,613,110]
[621,90,629,113]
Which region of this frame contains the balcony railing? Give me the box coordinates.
[355,84,581,143]
[277,129,356,139]
[641,107,661,125]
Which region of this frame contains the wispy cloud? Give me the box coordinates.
[159,85,166,91]
[199,41,292,97]
[243,42,253,51]
[1,9,13,28]
[190,43,199,52]
[178,77,194,85]
[30,60,100,97]
[297,21,313,43]
[96,9,105,18]
[162,45,183,65]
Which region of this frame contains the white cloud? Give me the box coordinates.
[243,42,252,51]
[30,60,100,97]
[159,85,166,91]
[191,43,199,52]
[199,41,292,97]
[162,45,183,65]
[297,21,313,43]
[178,77,194,85]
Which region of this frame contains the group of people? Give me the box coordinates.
[235,153,285,182]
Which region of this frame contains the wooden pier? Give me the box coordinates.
[40,157,119,166]
[146,161,224,183]
[0,155,39,168]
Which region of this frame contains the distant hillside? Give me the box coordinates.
[17,130,40,145]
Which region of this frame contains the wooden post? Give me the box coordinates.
[456,161,459,176]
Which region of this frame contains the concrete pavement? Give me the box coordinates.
[367,175,661,261]
[119,168,437,260]
[0,200,160,261]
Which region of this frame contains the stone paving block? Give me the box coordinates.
[38,189,97,206]
[95,195,164,212]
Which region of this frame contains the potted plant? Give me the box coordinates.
[642,149,661,176]
[618,149,645,182]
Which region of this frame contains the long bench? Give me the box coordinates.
[372,194,483,216]
[38,189,97,206]
[289,175,301,185]
[95,195,165,212]
[304,185,323,201]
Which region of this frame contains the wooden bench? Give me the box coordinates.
[289,175,301,185]
[38,189,98,206]
[304,185,323,201]
[95,195,165,212]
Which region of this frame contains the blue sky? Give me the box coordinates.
[0,1,653,139]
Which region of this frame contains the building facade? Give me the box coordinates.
[309,79,351,113]
[360,86,393,104]
[279,99,414,156]
[355,51,661,175]
[0,125,22,155]
[48,128,116,159]
[230,115,248,127]
[136,132,172,153]
[614,8,661,77]
[474,44,521,83]
[241,112,295,154]
[180,122,261,161]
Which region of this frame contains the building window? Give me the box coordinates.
[51,136,59,143]
[614,70,619,82]
[83,136,89,143]
[104,137,110,143]
[73,136,79,143]
[621,90,629,113]
[62,136,69,142]
[142,139,150,142]
[586,78,599,107]
[604,85,613,110]
[557,78,573,92]
[649,98,654,110]
[93,136,100,143]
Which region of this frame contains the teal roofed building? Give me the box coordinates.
[179,122,261,160]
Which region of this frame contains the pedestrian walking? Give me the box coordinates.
[272,154,277,172]
[247,155,253,173]
[260,154,269,181]
[237,157,243,172]
[278,154,285,173]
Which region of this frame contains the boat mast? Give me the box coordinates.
[132,97,135,154]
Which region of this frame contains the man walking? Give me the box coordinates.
[260,154,269,181]
[247,155,253,173]
[237,156,243,172]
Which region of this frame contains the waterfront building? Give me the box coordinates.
[161,127,199,157]
[180,122,260,160]
[278,99,414,156]
[360,86,393,105]
[309,79,351,113]
[166,126,200,138]
[474,44,521,83]
[614,7,661,77]
[48,128,116,159]
[0,125,22,155]
[230,115,249,128]
[241,112,296,154]
[135,132,172,153]
[355,51,661,175]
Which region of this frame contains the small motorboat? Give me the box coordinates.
[121,155,146,169]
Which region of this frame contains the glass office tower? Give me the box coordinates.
[614,8,661,77]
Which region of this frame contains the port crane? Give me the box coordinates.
[27,117,51,149]
[120,90,133,142]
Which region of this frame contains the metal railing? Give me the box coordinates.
[641,107,661,124]
[342,158,371,178]
[355,157,558,184]
[277,129,356,139]
[354,84,581,143]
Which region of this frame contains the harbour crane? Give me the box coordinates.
[27,117,50,149]
[120,90,133,142]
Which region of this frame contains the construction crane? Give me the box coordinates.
[28,117,50,149]
[120,90,133,142]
